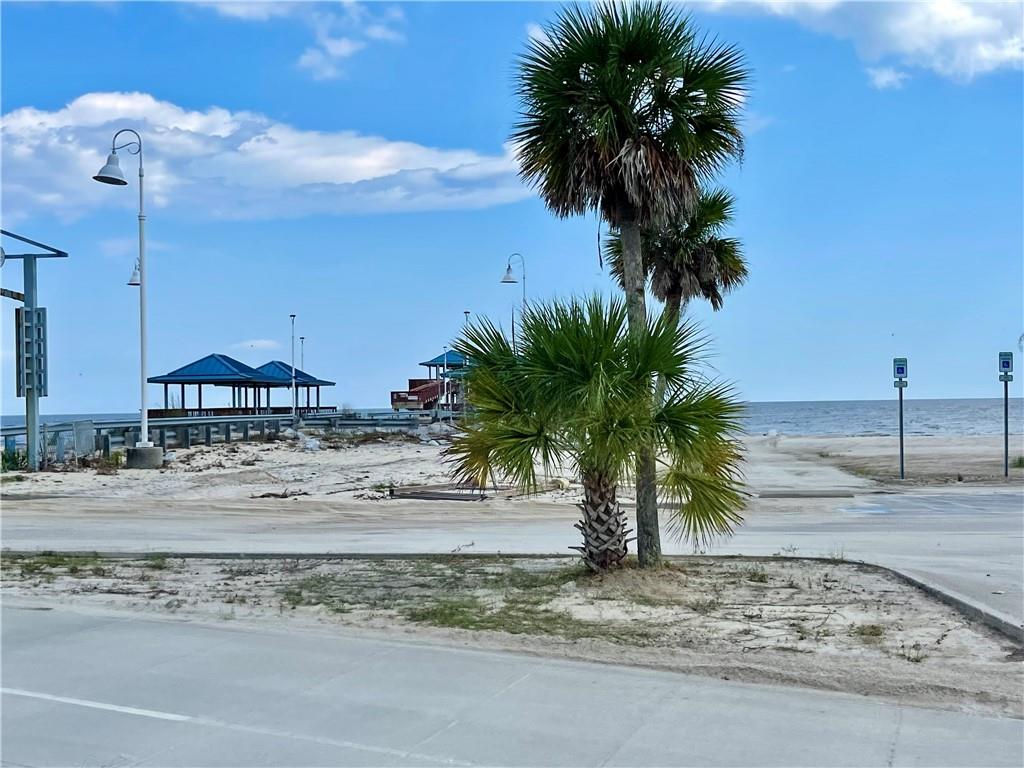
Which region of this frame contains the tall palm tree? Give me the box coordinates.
[447,296,746,572]
[606,188,748,327]
[513,2,749,567]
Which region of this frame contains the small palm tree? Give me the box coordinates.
[513,2,749,566]
[447,296,746,572]
[607,188,748,325]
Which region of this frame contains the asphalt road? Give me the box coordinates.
[4,489,1021,626]
[2,604,1021,767]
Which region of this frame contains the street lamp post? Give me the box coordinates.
[300,336,305,370]
[290,314,297,424]
[93,129,162,468]
[500,253,526,350]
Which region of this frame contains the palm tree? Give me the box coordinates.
[447,296,746,572]
[606,188,748,327]
[513,2,749,566]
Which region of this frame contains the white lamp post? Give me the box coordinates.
[289,314,297,423]
[94,130,161,465]
[500,252,526,350]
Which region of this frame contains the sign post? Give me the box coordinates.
[999,352,1013,478]
[1,230,67,471]
[893,358,908,480]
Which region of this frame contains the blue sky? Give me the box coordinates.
[2,0,1022,414]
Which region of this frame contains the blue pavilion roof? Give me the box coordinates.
[419,350,467,368]
[148,354,276,385]
[256,361,335,387]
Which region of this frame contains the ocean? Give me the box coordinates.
[3,399,1022,437]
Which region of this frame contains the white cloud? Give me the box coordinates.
[743,110,774,134]
[232,338,281,350]
[199,2,296,21]
[526,22,549,46]
[712,1,1022,82]
[866,66,909,90]
[98,237,172,260]
[1,91,528,222]
[200,1,405,79]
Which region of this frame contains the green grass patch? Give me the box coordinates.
[1012,456,1024,469]
[853,623,885,638]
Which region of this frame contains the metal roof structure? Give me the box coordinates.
[419,350,467,368]
[148,354,275,385]
[256,360,335,387]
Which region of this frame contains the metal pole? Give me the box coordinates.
[1004,378,1009,478]
[137,154,151,447]
[290,314,296,424]
[300,336,305,370]
[23,255,39,470]
[898,385,905,480]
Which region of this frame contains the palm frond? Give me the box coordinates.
[513,1,749,227]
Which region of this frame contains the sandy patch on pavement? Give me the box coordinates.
[3,553,1020,718]
[762,434,1024,486]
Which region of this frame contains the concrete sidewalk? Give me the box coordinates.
[3,604,1022,767]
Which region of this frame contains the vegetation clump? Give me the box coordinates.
[448,297,746,572]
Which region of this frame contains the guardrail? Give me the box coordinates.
[2,410,439,464]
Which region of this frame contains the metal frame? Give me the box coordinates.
[1,230,69,470]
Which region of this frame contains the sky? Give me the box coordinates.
[1,0,1022,415]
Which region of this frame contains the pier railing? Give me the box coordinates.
[2,410,434,466]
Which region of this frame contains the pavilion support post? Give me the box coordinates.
[163,384,168,410]
[244,387,249,410]
[198,385,203,411]
[181,384,185,411]
[317,387,320,408]
[306,387,310,409]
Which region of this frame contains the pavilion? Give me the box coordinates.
[147,353,336,418]
[255,360,335,411]
[390,349,467,412]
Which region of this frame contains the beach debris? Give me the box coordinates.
[298,436,321,452]
[450,541,476,553]
[251,489,309,499]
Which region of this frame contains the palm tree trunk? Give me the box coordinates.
[653,293,686,404]
[619,220,662,568]
[573,472,630,571]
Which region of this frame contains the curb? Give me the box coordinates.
[4,550,1021,645]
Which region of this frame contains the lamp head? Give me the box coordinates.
[127,266,141,286]
[500,265,518,284]
[93,151,128,185]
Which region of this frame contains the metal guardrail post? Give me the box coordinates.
[204,426,213,446]
[223,423,231,443]
[242,422,250,441]
[180,427,191,449]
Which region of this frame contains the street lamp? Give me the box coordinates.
[93,129,160,465]
[500,252,526,350]
[289,314,297,423]
[300,336,305,370]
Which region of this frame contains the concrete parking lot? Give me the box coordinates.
[3,604,1022,767]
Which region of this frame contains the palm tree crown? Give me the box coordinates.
[447,296,746,570]
[607,187,748,317]
[512,1,748,229]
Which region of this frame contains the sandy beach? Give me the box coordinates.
[3,429,1020,505]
